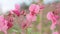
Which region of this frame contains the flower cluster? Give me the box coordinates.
[47,9,60,34]
[0,3,44,34]
[21,4,44,29]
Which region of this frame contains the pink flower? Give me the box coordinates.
[47,12,58,30]
[20,10,26,16]
[0,15,13,34]
[7,15,14,22]
[52,31,59,34]
[47,12,57,24]
[21,20,31,29]
[7,22,13,29]
[29,4,40,14]
[12,9,20,16]
[12,4,20,17]
[0,15,8,34]
[6,14,14,29]
[47,12,54,20]
[21,21,27,29]
[26,13,36,21]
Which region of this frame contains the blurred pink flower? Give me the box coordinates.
[12,9,20,17]
[21,21,28,29]
[21,20,31,29]
[29,4,40,14]
[11,4,20,17]
[52,31,59,34]
[47,12,54,20]
[7,22,13,29]
[26,13,36,21]
[20,10,26,16]
[6,14,14,29]
[22,12,36,29]
[47,12,59,30]
[7,15,14,22]
[0,15,8,34]
[47,12,57,24]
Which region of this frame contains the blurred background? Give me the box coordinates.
[0,0,60,34]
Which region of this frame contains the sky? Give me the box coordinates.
[0,0,58,14]
[0,0,33,14]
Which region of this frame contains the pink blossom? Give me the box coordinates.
[0,15,8,34]
[7,15,14,22]
[47,12,54,20]
[21,21,28,29]
[26,13,36,22]
[6,14,14,29]
[7,22,13,29]
[21,20,31,29]
[52,31,59,34]
[47,12,59,30]
[12,9,20,16]
[29,4,40,14]
[0,15,13,34]
[12,4,20,17]
[47,12,57,24]
[20,10,26,16]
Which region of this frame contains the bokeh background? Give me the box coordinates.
[0,0,60,34]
